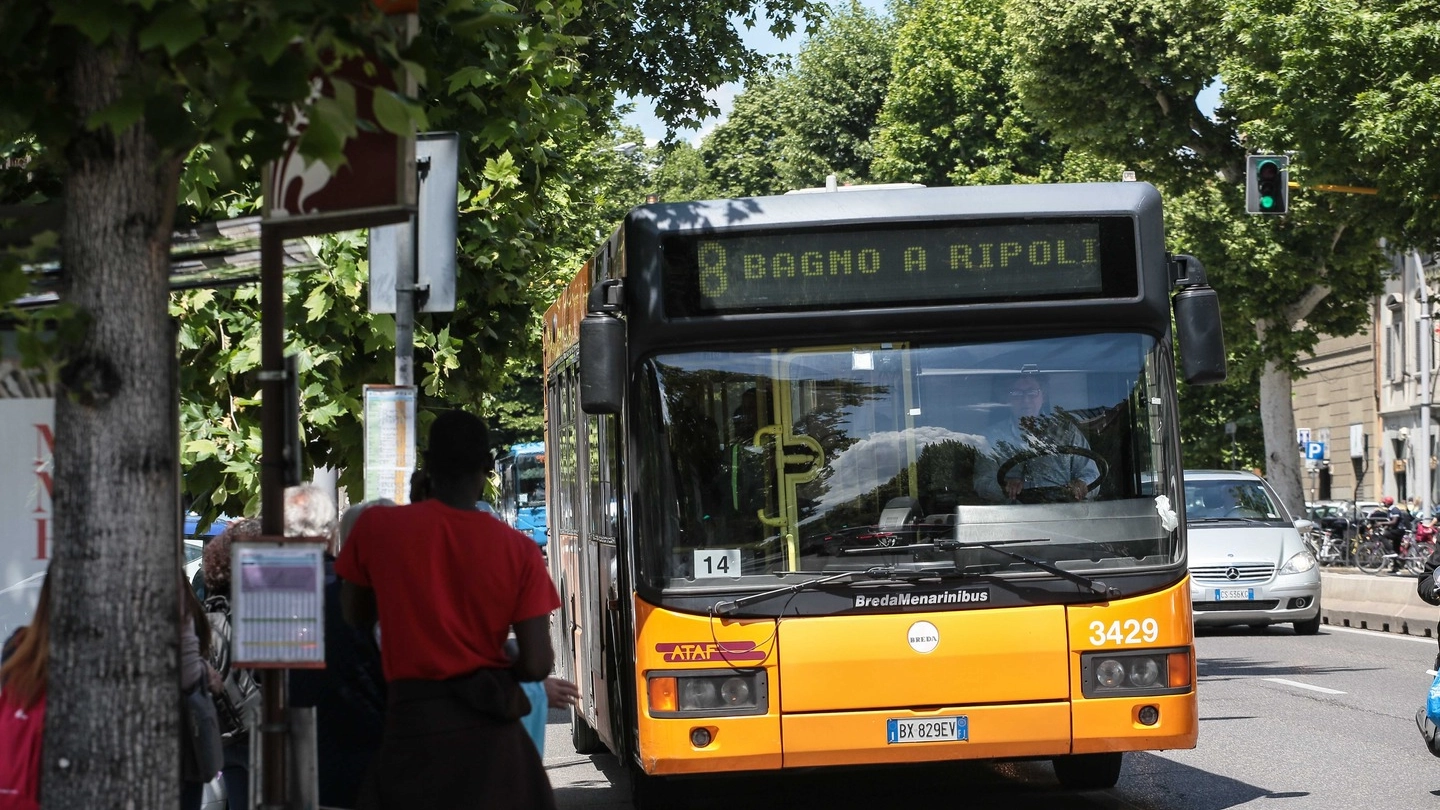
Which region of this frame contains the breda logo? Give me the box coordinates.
[907,620,939,654]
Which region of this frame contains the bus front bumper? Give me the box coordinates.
[638,692,1197,774]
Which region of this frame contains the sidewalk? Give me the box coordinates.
[1321,569,1437,637]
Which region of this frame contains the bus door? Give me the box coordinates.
[764,345,921,569]
[580,413,621,747]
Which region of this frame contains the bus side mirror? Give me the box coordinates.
[1170,254,1227,386]
[580,279,626,414]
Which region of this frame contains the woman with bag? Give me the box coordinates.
[181,572,224,809]
[203,518,264,810]
[0,574,51,810]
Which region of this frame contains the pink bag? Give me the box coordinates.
[0,690,44,810]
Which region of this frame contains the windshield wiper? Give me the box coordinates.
[713,566,941,615]
[934,538,1119,598]
[838,538,1115,598]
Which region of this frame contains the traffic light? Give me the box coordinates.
[1246,154,1289,214]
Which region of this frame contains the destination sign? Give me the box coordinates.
[661,219,1137,314]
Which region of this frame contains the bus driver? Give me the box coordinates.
[972,373,1099,503]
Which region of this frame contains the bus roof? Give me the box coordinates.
[631,182,1161,235]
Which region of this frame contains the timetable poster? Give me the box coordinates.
[363,384,417,504]
[231,542,326,668]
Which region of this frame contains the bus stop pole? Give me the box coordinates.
[259,226,289,809]
[394,214,416,388]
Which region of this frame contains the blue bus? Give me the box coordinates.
[497,442,548,551]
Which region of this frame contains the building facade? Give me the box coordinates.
[1294,251,1439,511]
[1293,329,1377,504]
[1375,251,1439,510]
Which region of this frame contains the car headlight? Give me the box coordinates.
[1080,649,1192,698]
[1279,551,1317,575]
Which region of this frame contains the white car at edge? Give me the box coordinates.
[1185,469,1322,635]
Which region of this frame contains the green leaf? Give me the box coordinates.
[253,21,304,65]
[482,151,519,185]
[138,4,206,57]
[295,103,348,171]
[302,284,332,323]
[447,66,487,94]
[51,0,131,44]
[329,79,358,122]
[400,59,428,87]
[371,89,413,136]
[309,401,344,425]
[86,93,146,135]
[185,439,220,461]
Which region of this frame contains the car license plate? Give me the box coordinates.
[886,716,968,744]
[1214,588,1254,601]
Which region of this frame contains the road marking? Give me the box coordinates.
[1324,625,1437,645]
[1263,677,1346,695]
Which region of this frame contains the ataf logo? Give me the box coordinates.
[654,640,767,664]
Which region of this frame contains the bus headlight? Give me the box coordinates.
[648,670,768,717]
[1095,659,1126,688]
[1081,648,1191,698]
[680,679,719,709]
[719,677,752,706]
[1127,658,1160,688]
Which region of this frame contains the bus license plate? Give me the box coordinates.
[1214,588,1254,601]
[887,716,968,744]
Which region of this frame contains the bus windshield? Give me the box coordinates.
[634,332,1182,592]
[514,453,546,507]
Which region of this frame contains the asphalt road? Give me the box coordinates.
[543,623,1440,809]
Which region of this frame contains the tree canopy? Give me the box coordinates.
[1223,0,1440,241]
[0,0,824,804]
[1003,0,1403,510]
[871,0,1063,186]
[698,1,897,197]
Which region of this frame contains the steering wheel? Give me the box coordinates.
[994,445,1108,503]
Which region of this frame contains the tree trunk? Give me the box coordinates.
[1259,359,1306,517]
[43,38,184,808]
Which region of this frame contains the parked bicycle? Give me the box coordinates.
[1355,530,1435,575]
[1305,528,1355,566]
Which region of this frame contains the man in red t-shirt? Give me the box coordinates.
[336,410,561,810]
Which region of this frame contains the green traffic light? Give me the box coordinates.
[1253,156,1285,213]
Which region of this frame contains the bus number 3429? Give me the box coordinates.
[1089,618,1160,646]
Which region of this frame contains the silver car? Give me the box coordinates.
[1185,470,1322,634]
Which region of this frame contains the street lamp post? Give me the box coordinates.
[1413,249,1433,517]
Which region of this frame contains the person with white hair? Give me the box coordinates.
[285,482,339,549]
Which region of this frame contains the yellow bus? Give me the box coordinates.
[541,182,1225,806]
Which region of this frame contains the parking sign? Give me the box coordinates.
[1305,441,1326,460]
